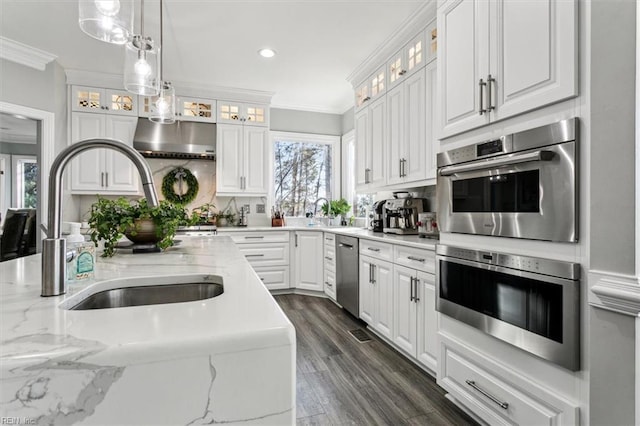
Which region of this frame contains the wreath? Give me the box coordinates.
[162,167,199,205]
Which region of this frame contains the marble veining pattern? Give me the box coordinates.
[0,236,296,424]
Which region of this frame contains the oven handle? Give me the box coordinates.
[438,150,554,176]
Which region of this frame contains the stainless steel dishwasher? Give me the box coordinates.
[336,235,359,317]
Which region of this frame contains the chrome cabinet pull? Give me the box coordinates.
[325,281,333,287]
[295,234,298,247]
[487,74,495,111]
[105,172,108,187]
[101,172,104,187]
[245,254,265,257]
[409,277,415,301]
[325,256,333,261]
[399,69,407,76]
[399,159,403,178]
[479,78,487,115]
[371,264,376,284]
[339,243,354,249]
[244,236,264,239]
[367,247,380,252]
[465,380,509,410]
[369,263,373,283]
[413,278,420,303]
[364,168,371,184]
[407,256,426,262]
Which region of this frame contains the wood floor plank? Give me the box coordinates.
[276,294,478,426]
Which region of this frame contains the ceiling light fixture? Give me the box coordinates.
[258,48,276,58]
[123,0,158,96]
[149,0,175,124]
[78,0,133,45]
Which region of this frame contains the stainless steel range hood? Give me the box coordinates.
[133,118,216,160]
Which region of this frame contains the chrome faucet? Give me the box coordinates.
[313,197,332,220]
[41,138,159,297]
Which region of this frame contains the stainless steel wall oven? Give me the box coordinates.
[436,245,580,371]
[436,118,578,242]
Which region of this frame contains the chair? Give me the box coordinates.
[20,210,37,256]
[0,212,29,262]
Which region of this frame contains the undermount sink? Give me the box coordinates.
[64,274,224,310]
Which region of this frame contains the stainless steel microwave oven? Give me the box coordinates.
[436,118,578,242]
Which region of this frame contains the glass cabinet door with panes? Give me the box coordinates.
[72,86,138,116]
[217,101,268,127]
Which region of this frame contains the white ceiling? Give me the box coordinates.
[0,113,38,144]
[0,0,427,114]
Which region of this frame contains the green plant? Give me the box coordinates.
[192,203,217,223]
[321,198,352,217]
[88,196,197,257]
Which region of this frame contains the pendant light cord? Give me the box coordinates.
[159,0,164,81]
[140,0,145,37]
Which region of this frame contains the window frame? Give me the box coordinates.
[269,131,341,217]
[11,154,38,209]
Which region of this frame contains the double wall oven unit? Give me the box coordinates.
[436,245,580,371]
[436,118,578,242]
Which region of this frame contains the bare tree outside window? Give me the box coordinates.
[274,140,332,217]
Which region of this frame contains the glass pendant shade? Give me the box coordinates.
[149,82,176,124]
[124,36,159,96]
[78,0,133,44]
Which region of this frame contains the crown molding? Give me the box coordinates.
[0,37,57,71]
[270,102,349,115]
[65,69,274,104]
[346,0,437,87]
[589,270,640,317]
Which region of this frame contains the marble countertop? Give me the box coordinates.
[218,226,438,250]
[0,236,295,373]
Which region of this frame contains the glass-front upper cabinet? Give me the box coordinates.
[388,29,429,89]
[355,82,370,110]
[71,86,138,116]
[139,95,216,122]
[355,66,386,110]
[217,101,268,127]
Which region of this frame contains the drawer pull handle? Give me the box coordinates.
[325,237,333,241]
[245,254,265,257]
[244,236,265,239]
[325,256,333,261]
[367,247,381,252]
[325,282,333,287]
[407,256,426,262]
[465,380,509,410]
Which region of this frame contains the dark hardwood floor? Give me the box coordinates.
[275,294,478,426]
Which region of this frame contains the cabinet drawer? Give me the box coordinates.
[224,231,290,244]
[324,245,336,264]
[393,245,435,273]
[323,232,335,246]
[324,270,336,300]
[359,239,393,261]
[253,266,290,290]
[237,243,289,266]
[440,339,578,426]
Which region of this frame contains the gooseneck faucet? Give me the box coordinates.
[313,197,332,219]
[41,138,159,297]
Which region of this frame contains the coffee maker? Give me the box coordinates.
[368,200,386,232]
[383,197,428,235]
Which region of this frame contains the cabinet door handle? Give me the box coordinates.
[105,172,108,187]
[325,281,333,287]
[371,264,376,284]
[367,247,380,252]
[399,69,407,76]
[363,96,371,102]
[101,172,104,187]
[478,78,487,115]
[410,277,415,302]
[407,256,426,262]
[487,74,495,111]
[402,159,407,177]
[369,263,373,283]
[399,159,403,178]
[364,168,371,184]
[244,236,264,239]
[414,278,420,303]
[295,234,298,247]
[325,256,333,261]
[245,254,265,258]
[465,380,509,410]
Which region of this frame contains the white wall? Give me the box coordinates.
[270,108,343,136]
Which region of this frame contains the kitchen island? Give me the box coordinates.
[0,236,295,425]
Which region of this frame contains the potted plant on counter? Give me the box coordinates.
[321,198,352,226]
[88,196,197,257]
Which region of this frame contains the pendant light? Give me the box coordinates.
[149,0,175,124]
[79,0,133,44]
[123,0,158,96]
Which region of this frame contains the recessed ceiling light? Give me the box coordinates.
[258,48,276,58]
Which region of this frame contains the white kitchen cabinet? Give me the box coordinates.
[216,123,268,196]
[416,271,437,372]
[70,112,139,194]
[438,0,577,138]
[323,233,336,300]
[217,101,269,127]
[221,230,291,291]
[139,95,216,123]
[359,254,393,340]
[355,96,386,191]
[71,86,138,116]
[388,28,430,90]
[438,333,579,425]
[355,67,386,111]
[293,231,323,292]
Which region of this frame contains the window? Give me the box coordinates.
[272,132,340,217]
[12,155,37,209]
[342,131,373,217]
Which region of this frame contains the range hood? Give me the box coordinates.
[133,118,216,160]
